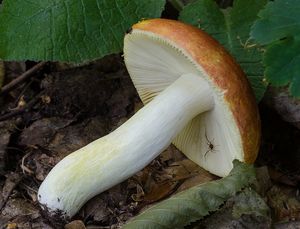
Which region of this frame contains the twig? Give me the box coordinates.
[0,108,25,122]
[0,92,42,122]
[0,62,46,95]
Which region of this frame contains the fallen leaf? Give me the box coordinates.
[255,166,272,196]
[123,161,256,229]
[166,159,218,193]
[131,184,145,202]
[65,220,86,229]
[48,116,108,159]
[6,223,17,229]
[194,192,271,229]
[131,159,179,204]
[232,188,270,219]
[80,183,133,226]
[1,198,39,219]
[81,196,110,223]
[274,221,300,229]
[0,121,14,174]
[0,173,21,210]
[176,171,217,193]
[19,117,73,148]
[143,180,178,203]
[33,153,56,181]
[267,185,300,222]
[160,145,186,164]
[165,159,207,181]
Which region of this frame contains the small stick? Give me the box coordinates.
[0,92,42,122]
[0,109,24,122]
[0,62,46,95]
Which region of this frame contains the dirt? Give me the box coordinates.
[0,54,300,229]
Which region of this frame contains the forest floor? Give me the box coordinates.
[0,56,300,229]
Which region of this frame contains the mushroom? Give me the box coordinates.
[38,19,260,218]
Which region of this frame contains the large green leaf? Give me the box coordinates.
[251,0,300,98]
[179,0,267,101]
[264,38,300,98]
[123,160,255,229]
[251,0,300,45]
[0,0,165,63]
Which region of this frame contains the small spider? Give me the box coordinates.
[204,130,216,158]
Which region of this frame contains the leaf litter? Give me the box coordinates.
[0,53,297,228]
[0,55,217,228]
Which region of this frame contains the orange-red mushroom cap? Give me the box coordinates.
[124,19,260,176]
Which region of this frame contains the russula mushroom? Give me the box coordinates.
[38,19,260,218]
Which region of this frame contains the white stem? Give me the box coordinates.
[38,73,214,217]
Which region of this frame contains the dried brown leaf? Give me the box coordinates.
[267,185,300,222]
[65,220,86,229]
[0,173,21,210]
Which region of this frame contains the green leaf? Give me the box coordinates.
[179,0,268,101]
[264,38,300,97]
[232,188,270,219]
[250,0,300,45]
[123,160,255,229]
[0,0,165,63]
[251,0,300,98]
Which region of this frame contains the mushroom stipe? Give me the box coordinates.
[38,19,260,218]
